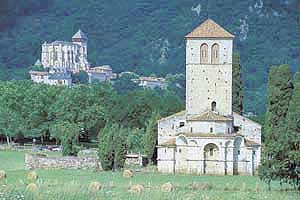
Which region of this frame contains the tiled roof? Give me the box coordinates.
[176,132,235,138]
[185,19,234,39]
[159,138,176,146]
[244,139,260,147]
[158,110,186,122]
[187,111,232,122]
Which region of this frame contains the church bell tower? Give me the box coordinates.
[185,19,234,117]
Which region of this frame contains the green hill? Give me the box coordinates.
[1,0,300,114]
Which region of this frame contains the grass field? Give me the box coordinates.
[0,151,299,200]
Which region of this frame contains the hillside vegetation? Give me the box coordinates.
[1,0,300,113]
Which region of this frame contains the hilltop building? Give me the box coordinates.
[157,19,261,175]
[132,76,168,89]
[30,30,115,86]
[87,65,116,83]
[41,30,89,72]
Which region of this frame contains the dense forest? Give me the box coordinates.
[1,0,300,114]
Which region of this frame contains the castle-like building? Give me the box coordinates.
[30,30,116,86]
[41,30,89,72]
[157,19,261,175]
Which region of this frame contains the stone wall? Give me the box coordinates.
[25,154,102,170]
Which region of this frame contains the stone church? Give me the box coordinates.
[157,19,261,175]
[41,29,89,72]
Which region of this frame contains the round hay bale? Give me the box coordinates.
[26,183,38,192]
[27,171,38,180]
[161,182,173,192]
[0,170,6,180]
[189,182,213,191]
[89,181,102,191]
[123,170,133,178]
[129,184,144,193]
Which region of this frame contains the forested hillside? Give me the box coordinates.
[1,0,300,114]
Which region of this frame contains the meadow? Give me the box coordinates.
[0,151,299,200]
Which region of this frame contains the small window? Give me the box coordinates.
[211,43,220,64]
[190,127,193,133]
[211,101,216,112]
[200,43,209,63]
[179,149,182,153]
[164,149,166,153]
[253,151,256,155]
[227,128,230,133]
[179,122,185,127]
[238,150,241,155]
[210,127,213,133]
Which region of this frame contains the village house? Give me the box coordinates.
[157,19,261,176]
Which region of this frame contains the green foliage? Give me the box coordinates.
[98,123,128,170]
[113,72,139,94]
[232,53,243,114]
[127,128,145,154]
[51,122,80,156]
[260,64,293,189]
[98,123,114,170]
[143,111,160,163]
[3,1,300,114]
[72,71,89,84]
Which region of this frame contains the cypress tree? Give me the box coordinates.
[260,64,293,189]
[143,111,160,164]
[285,72,300,189]
[232,53,243,114]
[98,123,114,170]
[113,125,128,170]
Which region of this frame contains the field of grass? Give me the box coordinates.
[0,151,299,200]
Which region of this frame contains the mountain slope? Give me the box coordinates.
[1,0,300,114]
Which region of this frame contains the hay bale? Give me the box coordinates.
[128,184,144,193]
[89,181,102,191]
[0,170,6,180]
[161,182,173,192]
[188,182,213,191]
[26,183,38,192]
[27,171,38,180]
[123,170,133,178]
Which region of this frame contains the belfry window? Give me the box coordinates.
[211,43,219,64]
[211,101,216,112]
[200,43,208,63]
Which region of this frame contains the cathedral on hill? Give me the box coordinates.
[157,19,261,175]
[41,29,90,72]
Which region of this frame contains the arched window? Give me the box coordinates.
[200,43,208,63]
[211,101,216,112]
[211,43,219,64]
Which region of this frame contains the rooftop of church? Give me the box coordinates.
[185,19,234,39]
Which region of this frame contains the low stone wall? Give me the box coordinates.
[25,154,102,170]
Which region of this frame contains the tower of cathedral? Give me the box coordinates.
[185,19,234,117]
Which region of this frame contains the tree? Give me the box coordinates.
[260,64,293,190]
[72,71,89,84]
[284,72,300,189]
[143,111,160,164]
[112,124,128,170]
[113,72,139,94]
[98,123,128,170]
[98,123,114,170]
[232,53,243,114]
[50,121,80,156]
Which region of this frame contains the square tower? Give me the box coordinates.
[185,19,234,117]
